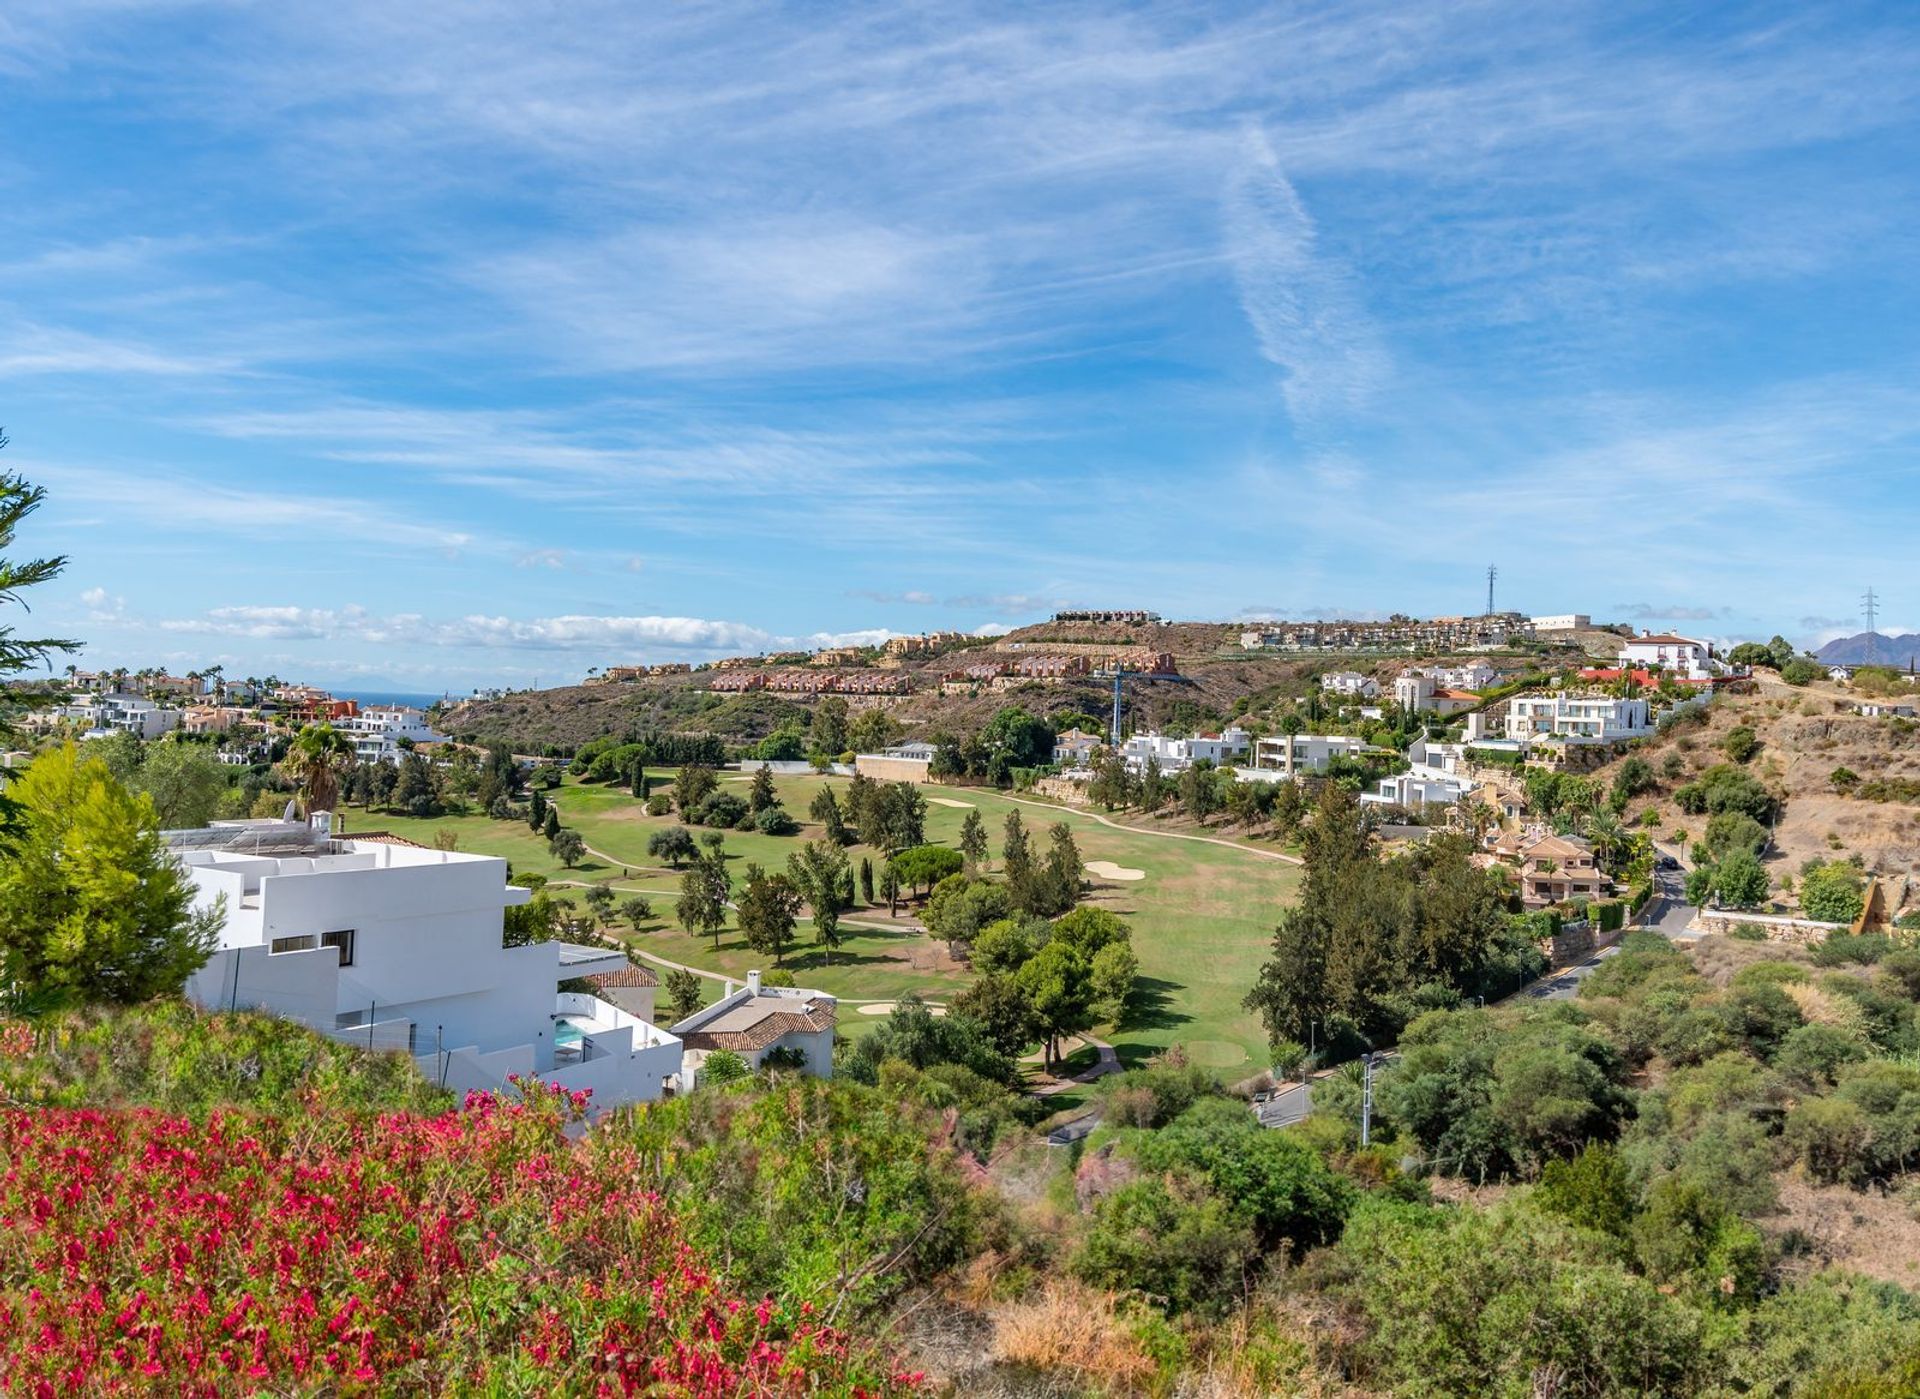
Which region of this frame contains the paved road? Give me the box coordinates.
[1645,868,1701,939]
[1254,1079,1313,1129]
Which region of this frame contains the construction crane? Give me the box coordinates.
[1095,666,1136,749]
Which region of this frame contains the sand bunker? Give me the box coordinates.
[927,797,975,808]
[857,1001,946,1017]
[1084,860,1146,882]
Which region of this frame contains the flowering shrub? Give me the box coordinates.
[0,1081,919,1395]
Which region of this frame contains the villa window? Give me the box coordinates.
[321,929,356,967]
[270,934,318,955]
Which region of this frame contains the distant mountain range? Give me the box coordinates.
[1816,632,1920,666]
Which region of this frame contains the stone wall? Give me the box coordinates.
[1695,910,1846,945]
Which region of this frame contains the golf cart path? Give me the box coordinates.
[993,791,1303,866]
[624,944,935,1008]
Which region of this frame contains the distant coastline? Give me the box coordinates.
[330,689,447,709]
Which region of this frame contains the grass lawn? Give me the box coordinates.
[341,769,1297,1075]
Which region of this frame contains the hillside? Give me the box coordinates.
[440,621,1590,754]
[1575,674,1920,887]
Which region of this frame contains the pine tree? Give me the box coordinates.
[528,787,547,831]
[959,809,989,872]
[1001,810,1034,908]
[542,806,561,840]
[860,855,875,905]
[0,745,219,1004]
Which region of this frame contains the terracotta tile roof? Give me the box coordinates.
[681,996,836,1053]
[588,965,659,990]
[343,832,431,849]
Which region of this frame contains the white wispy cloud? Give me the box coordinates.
[150,604,905,658]
[1223,128,1388,424]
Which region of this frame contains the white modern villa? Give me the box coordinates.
[171,814,830,1109]
[1504,692,1653,743]
[339,706,444,764]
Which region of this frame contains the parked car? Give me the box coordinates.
[1657,855,1681,871]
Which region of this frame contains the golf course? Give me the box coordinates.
[342,768,1299,1075]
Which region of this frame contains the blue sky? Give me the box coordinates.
[3,1,1917,692]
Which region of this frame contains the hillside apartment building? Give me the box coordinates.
[174,816,832,1110]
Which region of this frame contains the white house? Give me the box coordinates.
[671,970,837,1082]
[63,692,183,740]
[1320,671,1380,698]
[1530,614,1591,633]
[1617,632,1712,680]
[1052,727,1104,768]
[1120,727,1249,774]
[1364,771,1476,808]
[1432,659,1497,692]
[1392,673,1479,716]
[340,706,443,764]
[1858,702,1918,719]
[175,816,684,1111]
[1505,692,1652,743]
[1250,732,1369,776]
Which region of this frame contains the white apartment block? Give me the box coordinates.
[1617,632,1712,679]
[1250,732,1369,776]
[63,693,183,740]
[340,706,443,764]
[1320,671,1380,698]
[1364,771,1476,808]
[1530,614,1591,633]
[1505,692,1652,743]
[176,817,693,1110]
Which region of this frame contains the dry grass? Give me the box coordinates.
[1769,1173,1920,1289]
[1785,981,1870,1035]
[1687,933,1814,988]
[989,1280,1160,1390]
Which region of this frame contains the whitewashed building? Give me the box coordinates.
[1320,671,1380,698]
[1617,632,1713,679]
[175,816,684,1110]
[1121,726,1250,774]
[340,706,443,764]
[1250,732,1369,776]
[1506,692,1652,743]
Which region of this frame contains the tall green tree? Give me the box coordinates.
[0,449,79,793]
[137,742,229,829]
[737,862,801,966]
[958,809,988,873]
[787,839,852,965]
[0,744,219,1005]
[674,764,718,821]
[747,764,778,815]
[676,847,731,949]
[808,786,850,845]
[809,696,849,756]
[663,966,704,1023]
[1001,810,1033,902]
[1014,940,1095,1070]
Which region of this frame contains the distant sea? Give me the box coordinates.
[331,689,449,709]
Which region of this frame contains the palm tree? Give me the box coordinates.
[282,723,355,816]
[1583,809,1627,875]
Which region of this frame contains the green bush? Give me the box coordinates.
[617,1074,989,1315]
[1331,1198,1704,1397]
[1073,1174,1256,1317]
[0,1001,451,1116]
